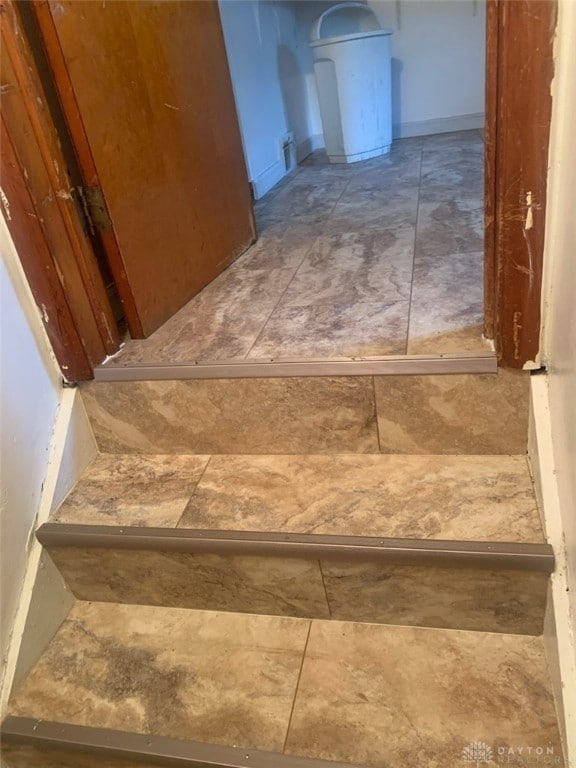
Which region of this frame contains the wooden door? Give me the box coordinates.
[33,0,255,338]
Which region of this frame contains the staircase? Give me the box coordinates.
[0,368,567,767]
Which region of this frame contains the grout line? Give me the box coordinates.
[242,233,320,360]
[404,141,425,355]
[318,561,332,619]
[243,164,350,359]
[245,150,416,360]
[173,455,214,529]
[282,620,313,755]
[371,375,383,453]
[241,268,302,360]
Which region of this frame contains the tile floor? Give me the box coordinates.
[108,130,489,366]
[9,603,565,766]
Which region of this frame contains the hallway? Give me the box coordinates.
[106,129,489,368]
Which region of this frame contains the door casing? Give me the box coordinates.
[483,0,556,367]
[1,0,119,380]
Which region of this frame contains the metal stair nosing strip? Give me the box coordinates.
[93,353,497,381]
[0,716,363,768]
[36,524,555,573]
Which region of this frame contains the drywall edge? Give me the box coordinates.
[540,0,572,356]
[528,375,576,765]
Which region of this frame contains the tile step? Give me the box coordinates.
[38,525,552,635]
[80,369,529,455]
[2,602,565,767]
[40,454,552,635]
[52,453,544,542]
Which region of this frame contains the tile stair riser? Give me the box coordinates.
[80,370,529,455]
[45,544,549,635]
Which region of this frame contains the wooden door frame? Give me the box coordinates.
[1,0,557,380]
[28,0,144,339]
[484,0,556,367]
[0,0,120,380]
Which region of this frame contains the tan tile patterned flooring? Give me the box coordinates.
[9,603,564,766]
[80,369,529,455]
[47,451,548,634]
[107,130,490,366]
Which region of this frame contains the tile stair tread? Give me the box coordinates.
[50,453,545,544]
[5,601,565,767]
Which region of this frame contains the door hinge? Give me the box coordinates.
[75,185,112,235]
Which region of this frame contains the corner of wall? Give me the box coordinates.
[52,392,98,511]
[251,159,289,200]
[528,375,576,766]
[296,133,325,164]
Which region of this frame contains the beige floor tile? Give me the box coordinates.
[408,250,485,354]
[247,301,409,358]
[375,370,530,454]
[328,187,419,232]
[81,377,379,454]
[281,229,415,307]
[107,265,296,365]
[415,199,484,259]
[48,547,331,619]
[407,323,492,355]
[9,602,310,752]
[321,562,548,634]
[52,454,210,527]
[179,454,543,542]
[285,621,564,767]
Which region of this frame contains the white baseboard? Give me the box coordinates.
[250,158,287,200]
[529,375,576,766]
[0,389,98,712]
[295,116,484,162]
[393,112,485,139]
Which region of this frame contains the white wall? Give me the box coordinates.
[296,0,486,139]
[221,0,487,194]
[221,0,486,182]
[219,0,293,197]
[536,0,576,759]
[0,214,62,694]
[541,0,576,630]
[0,210,97,708]
[370,0,486,134]
[274,1,323,158]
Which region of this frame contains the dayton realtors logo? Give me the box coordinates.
[462,742,494,766]
[462,742,561,766]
